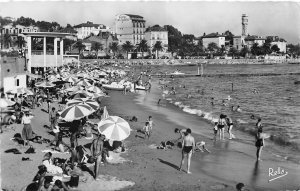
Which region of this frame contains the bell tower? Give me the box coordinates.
[242,14,248,36]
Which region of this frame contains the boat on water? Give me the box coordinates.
[135,85,149,90]
[102,82,131,91]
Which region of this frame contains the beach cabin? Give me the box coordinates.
[22,32,73,75]
[0,57,27,93]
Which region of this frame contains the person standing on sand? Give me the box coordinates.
[255,128,264,161]
[49,107,57,130]
[143,122,151,139]
[256,118,262,130]
[147,116,154,135]
[179,128,195,174]
[21,110,35,146]
[226,116,235,139]
[90,134,105,179]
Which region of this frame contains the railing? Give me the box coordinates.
[31,50,55,55]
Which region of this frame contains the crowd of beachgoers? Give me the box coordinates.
[0,60,291,191]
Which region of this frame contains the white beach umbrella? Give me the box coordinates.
[87,86,104,94]
[76,80,92,87]
[0,98,15,108]
[98,116,131,141]
[35,81,55,88]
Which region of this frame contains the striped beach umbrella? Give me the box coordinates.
[35,81,55,88]
[97,116,131,141]
[65,86,81,93]
[67,92,90,100]
[7,87,34,95]
[66,98,100,111]
[76,80,92,87]
[59,104,93,121]
[64,76,78,84]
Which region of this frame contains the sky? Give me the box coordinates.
[0,1,300,43]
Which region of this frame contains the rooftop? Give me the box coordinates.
[74,22,105,28]
[125,14,144,19]
[244,35,266,40]
[202,32,226,38]
[145,25,167,32]
[22,32,71,38]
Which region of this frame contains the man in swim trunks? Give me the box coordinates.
[179,128,195,174]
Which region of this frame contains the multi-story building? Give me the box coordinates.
[144,25,168,53]
[115,14,146,45]
[267,36,287,53]
[82,32,118,54]
[201,32,226,48]
[74,21,109,40]
[0,23,39,48]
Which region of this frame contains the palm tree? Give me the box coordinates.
[122,41,134,59]
[91,42,103,59]
[3,33,12,48]
[137,39,149,59]
[153,41,164,59]
[73,41,86,54]
[16,36,26,49]
[109,42,119,58]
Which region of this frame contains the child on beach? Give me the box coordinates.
[147,116,154,135]
[143,122,151,139]
[213,122,218,140]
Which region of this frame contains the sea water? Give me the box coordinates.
[145,64,300,156]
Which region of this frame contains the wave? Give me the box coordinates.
[165,98,300,153]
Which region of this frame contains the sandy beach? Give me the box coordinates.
[1,78,300,191]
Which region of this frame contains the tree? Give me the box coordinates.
[153,41,164,59]
[3,33,12,48]
[164,25,182,56]
[223,30,235,45]
[262,41,272,55]
[109,42,119,57]
[91,42,103,59]
[287,44,300,57]
[228,47,238,57]
[239,46,250,57]
[16,36,26,49]
[122,41,134,59]
[137,39,149,58]
[207,42,219,53]
[64,39,76,52]
[271,44,280,53]
[251,43,260,56]
[73,41,86,54]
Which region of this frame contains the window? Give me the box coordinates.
[16,79,20,86]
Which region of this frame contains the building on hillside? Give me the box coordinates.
[81,32,118,55]
[59,27,78,41]
[267,36,287,53]
[202,32,226,48]
[0,57,27,93]
[244,35,266,47]
[74,21,109,40]
[144,25,168,57]
[0,23,39,48]
[233,36,246,50]
[115,14,146,45]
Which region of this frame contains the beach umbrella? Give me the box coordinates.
[65,86,81,93]
[67,92,90,100]
[0,98,15,108]
[52,80,69,85]
[35,81,55,88]
[101,106,109,121]
[7,87,34,96]
[97,116,131,141]
[76,80,92,87]
[67,98,100,111]
[59,104,93,121]
[64,76,78,84]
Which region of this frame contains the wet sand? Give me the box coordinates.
[1,81,300,191]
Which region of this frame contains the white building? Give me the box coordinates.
[144,25,168,56]
[202,33,226,48]
[0,57,27,93]
[74,22,109,40]
[268,36,287,53]
[115,14,146,45]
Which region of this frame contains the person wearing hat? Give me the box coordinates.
[21,110,34,146]
[90,134,105,179]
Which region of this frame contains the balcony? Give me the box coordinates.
[30,54,63,67]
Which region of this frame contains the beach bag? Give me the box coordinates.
[69,174,79,188]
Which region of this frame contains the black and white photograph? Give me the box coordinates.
[0,1,300,190]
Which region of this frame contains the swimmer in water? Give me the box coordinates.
[211,98,214,106]
[236,105,242,112]
[253,89,259,94]
[187,94,192,99]
[227,95,232,101]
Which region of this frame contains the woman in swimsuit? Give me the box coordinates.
[179,128,195,174]
[255,128,264,161]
